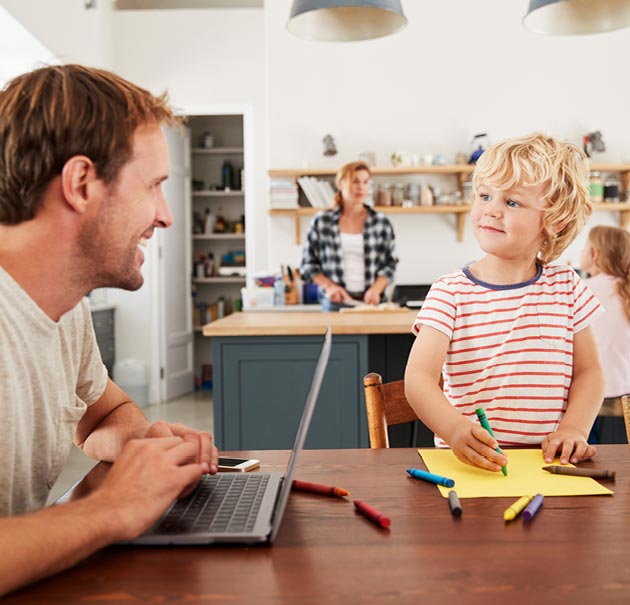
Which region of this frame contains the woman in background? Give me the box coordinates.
[300,161,398,307]
[580,225,630,442]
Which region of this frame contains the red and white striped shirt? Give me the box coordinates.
[412,264,603,447]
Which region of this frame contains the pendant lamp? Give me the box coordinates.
[523,0,630,35]
[287,0,407,42]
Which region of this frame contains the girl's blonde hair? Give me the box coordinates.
[588,225,630,321]
[334,161,371,209]
[472,132,591,264]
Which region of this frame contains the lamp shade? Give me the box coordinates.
[523,0,630,35]
[287,0,407,42]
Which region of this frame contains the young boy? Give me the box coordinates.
[405,133,605,472]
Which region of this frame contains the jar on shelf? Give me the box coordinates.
[589,172,604,204]
[407,183,420,205]
[376,184,392,206]
[392,183,405,206]
[604,174,621,203]
[419,183,434,207]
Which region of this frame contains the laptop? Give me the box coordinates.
[128,327,332,545]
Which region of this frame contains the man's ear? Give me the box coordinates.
[60,155,99,214]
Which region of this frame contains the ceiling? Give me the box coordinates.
[114,0,263,9]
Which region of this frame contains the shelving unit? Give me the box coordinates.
[188,114,247,386]
[269,163,630,243]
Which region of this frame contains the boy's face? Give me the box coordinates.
[471,181,549,262]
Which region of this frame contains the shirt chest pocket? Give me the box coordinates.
[536,305,572,351]
[47,403,87,489]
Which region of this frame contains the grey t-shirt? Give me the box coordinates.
[0,268,108,515]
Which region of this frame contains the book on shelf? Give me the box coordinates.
[297,176,334,209]
[270,177,298,209]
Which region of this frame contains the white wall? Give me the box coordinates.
[0,0,112,66]
[105,8,266,392]
[265,0,630,284]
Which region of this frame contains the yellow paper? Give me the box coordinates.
[417,448,614,498]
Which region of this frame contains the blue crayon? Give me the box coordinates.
[522,493,544,521]
[407,467,455,488]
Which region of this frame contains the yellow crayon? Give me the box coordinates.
[503,495,533,522]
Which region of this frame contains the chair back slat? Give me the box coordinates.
[621,395,630,445]
[364,372,418,449]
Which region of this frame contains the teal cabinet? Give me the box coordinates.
[212,335,369,449]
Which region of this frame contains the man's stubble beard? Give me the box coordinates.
[76,192,144,292]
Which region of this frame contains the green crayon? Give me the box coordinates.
[475,408,508,476]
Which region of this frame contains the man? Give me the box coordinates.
[0,64,219,595]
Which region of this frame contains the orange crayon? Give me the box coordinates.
[292,479,350,498]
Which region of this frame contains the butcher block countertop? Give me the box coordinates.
[202,309,418,337]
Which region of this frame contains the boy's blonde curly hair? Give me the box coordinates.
[472,132,591,264]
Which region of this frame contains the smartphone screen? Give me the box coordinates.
[217,457,260,472]
[218,457,248,467]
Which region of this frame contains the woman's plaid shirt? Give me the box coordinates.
[300,206,398,289]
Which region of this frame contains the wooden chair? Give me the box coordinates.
[363,372,418,449]
[621,395,630,445]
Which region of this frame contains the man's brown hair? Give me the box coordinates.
[0,64,179,224]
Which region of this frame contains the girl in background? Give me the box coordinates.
[581,225,630,442]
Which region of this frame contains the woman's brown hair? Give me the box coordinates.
[333,161,371,209]
[588,225,630,321]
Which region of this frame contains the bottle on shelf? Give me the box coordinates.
[206,252,215,277]
[233,164,242,191]
[274,277,286,306]
[204,208,215,234]
[217,296,226,319]
[589,172,604,204]
[221,160,234,191]
[194,256,206,279]
[214,208,226,233]
[193,211,204,234]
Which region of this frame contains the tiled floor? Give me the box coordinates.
[47,390,214,504]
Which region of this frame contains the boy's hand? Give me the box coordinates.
[542,430,597,465]
[445,420,508,472]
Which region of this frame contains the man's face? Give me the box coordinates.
[79,124,172,291]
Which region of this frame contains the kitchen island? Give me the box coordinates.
[203,309,427,449]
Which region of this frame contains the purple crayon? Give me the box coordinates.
[522,493,544,521]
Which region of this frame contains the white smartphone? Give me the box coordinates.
[217,457,260,472]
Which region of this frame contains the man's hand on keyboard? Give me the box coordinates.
[91,436,204,541]
[144,421,219,496]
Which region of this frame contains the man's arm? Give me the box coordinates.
[75,378,218,474]
[0,436,202,597]
[75,378,151,461]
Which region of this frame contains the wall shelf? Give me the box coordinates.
[269,163,630,244]
[193,233,246,240]
[192,147,244,155]
[192,190,244,197]
[270,205,471,243]
[193,277,246,284]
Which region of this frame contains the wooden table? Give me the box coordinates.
[10,446,629,605]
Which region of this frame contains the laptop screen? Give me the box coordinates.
[269,327,332,541]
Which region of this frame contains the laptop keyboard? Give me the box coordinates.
[157,474,271,534]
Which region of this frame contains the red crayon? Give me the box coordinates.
[353,499,391,529]
[292,479,350,498]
